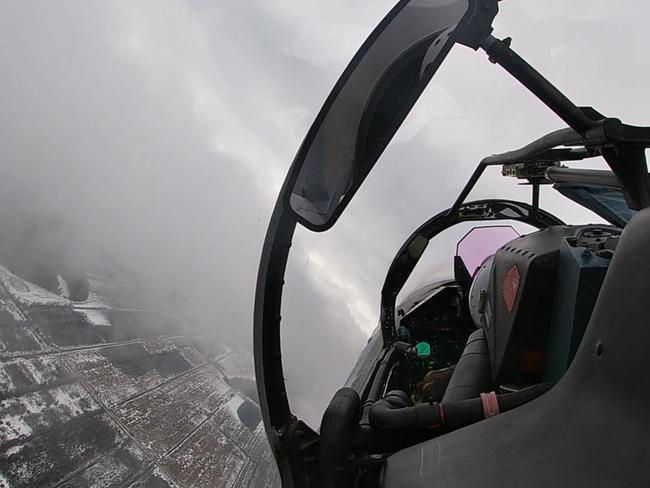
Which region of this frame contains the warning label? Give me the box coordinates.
[502,265,520,314]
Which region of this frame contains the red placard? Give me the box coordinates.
[502,265,520,314]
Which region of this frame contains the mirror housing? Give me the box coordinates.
[287,0,498,231]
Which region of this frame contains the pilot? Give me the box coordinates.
[412,366,454,403]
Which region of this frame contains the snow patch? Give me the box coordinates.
[0,266,70,307]
[226,394,244,418]
[56,275,71,298]
[0,299,26,324]
[0,301,24,326]
[72,288,114,326]
[4,444,23,457]
[0,415,33,442]
[21,360,46,384]
[0,370,14,396]
[75,308,111,327]
[0,472,12,488]
[74,291,110,309]
[143,339,176,354]
[0,384,99,442]
[50,384,89,416]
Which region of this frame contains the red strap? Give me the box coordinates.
[480,391,500,418]
[431,404,444,429]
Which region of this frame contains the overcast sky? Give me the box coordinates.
[1,1,649,426]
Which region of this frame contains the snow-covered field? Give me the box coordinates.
[0,265,278,487]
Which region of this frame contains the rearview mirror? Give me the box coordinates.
[289,0,473,230]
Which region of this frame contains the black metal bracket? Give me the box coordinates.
[602,144,650,210]
[479,35,597,135]
[477,34,650,209]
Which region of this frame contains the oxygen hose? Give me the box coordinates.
[369,383,552,431]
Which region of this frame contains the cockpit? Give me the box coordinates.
[386,222,620,412]
[315,219,622,487]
